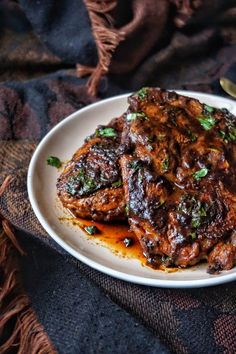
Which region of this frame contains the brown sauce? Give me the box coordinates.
[59,216,179,272]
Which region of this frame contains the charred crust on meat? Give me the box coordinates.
[121,88,236,271]
[58,88,236,272]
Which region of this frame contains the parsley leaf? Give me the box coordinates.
[128,160,142,172]
[125,204,129,215]
[219,126,236,143]
[66,169,96,196]
[189,232,197,240]
[137,87,148,100]
[193,168,209,181]
[191,219,201,228]
[204,104,214,113]
[197,115,216,130]
[161,255,172,264]
[47,156,62,168]
[178,194,208,229]
[228,127,236,141]
[112,179,122,188]
[187,130,197,142]
[84,225,100,235]
[161,156,169,172]
[96,127,117,137]
[126,112,147,121]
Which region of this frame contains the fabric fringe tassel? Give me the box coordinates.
[76,0,124,96]
[0,176,56,354]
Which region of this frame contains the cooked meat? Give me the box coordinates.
[57,116,126,221]
[121,87,236,271]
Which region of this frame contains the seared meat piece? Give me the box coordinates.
[121,87,236,271]
[57,116,126,221]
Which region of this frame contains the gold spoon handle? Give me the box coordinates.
[220,77,236,99]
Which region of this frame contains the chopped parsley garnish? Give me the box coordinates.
[126,112,147,122]
[161,156,169,172]
[178,195,207,229]
[191,219,201,228]
[128,160,141,172]
[137,87,148,100]
[84,225,100,235]
[126,113,136,121]
[96,127,117,137]
[47,156,62,168]
[125,204,129,215]
[191,204,207,228]
[66,169,96,196]
[204,104,214,113]
[228,126,236,141]
[161,255,171,264]
[219,126,236,143]
[189,232,197,240]
[112,179,122,188]
[187,130,197,142]
[123,237,133,247]
[193,167,209,181]
[197,115,216,130]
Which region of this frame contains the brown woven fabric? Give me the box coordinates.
[0,179,56,354]
[0,232,56,354]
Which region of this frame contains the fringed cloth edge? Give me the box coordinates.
[77,0,203,97]
[0,176,56,354]
[76,0,124,96]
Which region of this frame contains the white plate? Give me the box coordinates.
[27,90,236,288]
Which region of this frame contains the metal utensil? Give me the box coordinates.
[220,77,236,99]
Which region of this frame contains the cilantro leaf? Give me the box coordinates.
[197,115,216,130]
[66,169,96,196]
[187,130,197,142]
[112,179,122,188]
[47,156,62,168]
[191,219,201,228]
[193,168,209,181]
[189,232,197,240]
[204,104,214,113]
[137,87,148,100]
[219,126,236,143]
[178,194,208,229]
[161,156,169,172]
[96,127,117,137]
[84,225,100,235]
[228,127,236,141]
[128,160,142,172]
[126,112,147,121]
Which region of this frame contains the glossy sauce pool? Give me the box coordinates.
[59,216,179,272]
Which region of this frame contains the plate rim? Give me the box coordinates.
[27,90,236,288]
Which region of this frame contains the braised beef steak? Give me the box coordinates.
[57,88,236,273]
[57,116,126,221]
[121,88,236,272]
